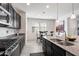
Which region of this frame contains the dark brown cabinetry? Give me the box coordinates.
[0,3,21,29]
[19,35,25,54]
[51,43,66,56]
[41,37,66,56]
[0,3,10,26]
[15,13,21,29]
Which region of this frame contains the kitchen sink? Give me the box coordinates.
[50,38,74,46]
[50,39,63,42]
[57,41,74,46]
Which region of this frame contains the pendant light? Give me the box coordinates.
[56,3,59,23]
[71,3,76,19]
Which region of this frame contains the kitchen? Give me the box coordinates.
[0,3,79,56]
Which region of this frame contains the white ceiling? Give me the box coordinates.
[12,3,26,13]
[26,3,79,19]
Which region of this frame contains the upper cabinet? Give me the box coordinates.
[0,3,21,29]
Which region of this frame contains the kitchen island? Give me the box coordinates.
[41,35,79,56]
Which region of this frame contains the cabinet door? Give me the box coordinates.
[0,3,9,24]
[13,10,17,28]
[8,4,14,27]
[0,3,9,11]
[46,40,52,56]
[19,36,25,54]
[46,45,51,56]
[11,44,20,56]
[41,38,47,55]
[51,43,66,56]
[16,13,21,29]
[18,14,21,29]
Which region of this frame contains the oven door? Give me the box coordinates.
[5,43,20,56]
[10,44,20,56]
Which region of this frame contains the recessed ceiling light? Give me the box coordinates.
[46,5,49,8]
[27,3,30,5]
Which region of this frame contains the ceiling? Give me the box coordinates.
[26,3,79,19]
[12,3,26,13]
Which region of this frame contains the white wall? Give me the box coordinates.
[27,18,56,40]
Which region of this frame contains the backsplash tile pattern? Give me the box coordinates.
[0,27,16,37]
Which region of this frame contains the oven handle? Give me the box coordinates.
[5,44,19,56]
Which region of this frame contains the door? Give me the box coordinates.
[32,23,39,40]
[27,20,47,41]
[32,23,47,40]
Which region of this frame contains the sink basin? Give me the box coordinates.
[58,41,74,46]
[50,39,62,42]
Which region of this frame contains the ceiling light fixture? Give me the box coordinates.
[46,5,49,8]
[56,3,59,23]
[27,3,30,5]
[71,3,76,19]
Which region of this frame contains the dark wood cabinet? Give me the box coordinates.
[41,37,66,56]
[19,35,25,54]
[16,13,21,29]
[0,3,9,11]
[0,3,9,26]
[8,4,14,27]
[41,37,47,55]
[8,3,21,29]
[51,43,66,56]
[45,39,52,56]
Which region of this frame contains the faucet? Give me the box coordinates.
[64,30,67,42]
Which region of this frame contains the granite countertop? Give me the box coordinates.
[0,34,24,40]
[43,36,79,56]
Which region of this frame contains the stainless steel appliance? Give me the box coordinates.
[5,40,20,56]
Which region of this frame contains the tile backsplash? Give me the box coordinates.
[0,27,17,37]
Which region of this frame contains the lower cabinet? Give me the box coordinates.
[51,43,66,56]
[41,37,47,55]
[66,52,75,56]
[19,35,25,55]
[11,44,20,56]
[41,38,66,56]
[20,36,25,53]
[46,45,51,56]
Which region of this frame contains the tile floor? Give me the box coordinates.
[21,38,43,56]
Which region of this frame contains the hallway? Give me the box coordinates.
[21,38,43,56]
